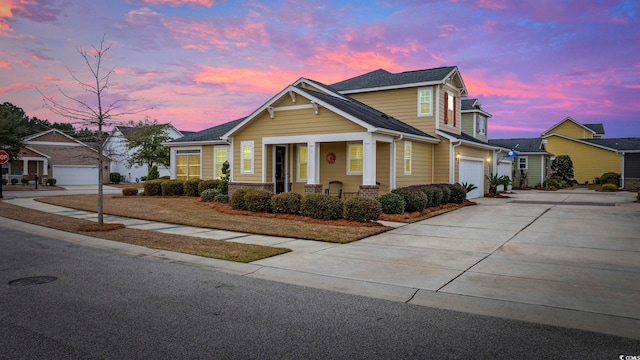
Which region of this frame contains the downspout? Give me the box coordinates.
[451,140,462,183]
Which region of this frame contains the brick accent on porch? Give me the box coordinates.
[358,184,379,199]
[304,184,323,195]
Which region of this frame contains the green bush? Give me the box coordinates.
[109,172,121,184]
[46,178,56,186]
[551,155,574,183]
[230,189,251,210]
[21,177,28,185]
[213,194,229,203]
[147,165,160,180]
[244,189,273,213]
[407,185,433,208]
[391,187,428,213]
[271,192,302,214]
[599,172,620,186]
[458,182,478,196]
[343,196,382,222]
[377,193,405,214]
[198,179,221,194]
[122,187,139,196]
[544,178,560,188]
[301,194,343,220]
[436,184,451,204]
[430,186,444,207]
[447,183,467,204]
[601,183,617,191]
[159,175,170,180]
[200,188,221,202]
[11,178,18,185]
[183,178,201,197]
[1,178,7,185]
[161,179,184,196]
[143,179,166,196]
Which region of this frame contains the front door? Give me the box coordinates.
[28,161,38,181]
[275,146,286,193]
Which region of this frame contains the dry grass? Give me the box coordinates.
[35,194,392,243]
[0,201,290,263]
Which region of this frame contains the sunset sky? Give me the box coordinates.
[1,0,638,139]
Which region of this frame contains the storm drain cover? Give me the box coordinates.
[9,276,58,286]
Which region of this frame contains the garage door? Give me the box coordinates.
[52,165,98,185]
[459,158,484,199]
[496,161,513,192]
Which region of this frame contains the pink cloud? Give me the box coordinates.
[0,60,10,69]
[193,66,300,93]
[137,0,217,7]
[41,76,59,81]
[0,82,36,94]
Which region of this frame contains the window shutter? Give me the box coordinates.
[443,92,448,124]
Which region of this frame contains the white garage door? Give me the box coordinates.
[53,165,99,185]
[496,160,513,192]
[459,158,484,199]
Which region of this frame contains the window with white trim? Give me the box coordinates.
[347,143,363,175]
[213,146,228,179]
[417,87,433,116]
[240,141,254,174]
[445,91,456,126]
[518,156,528,170]
[297,145,308,181]
[176,149,201,180]
[404,141,412,175]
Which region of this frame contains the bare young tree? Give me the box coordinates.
[39,38,144,225]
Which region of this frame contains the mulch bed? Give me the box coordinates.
[77,223,126,232]
[484,192,511,198]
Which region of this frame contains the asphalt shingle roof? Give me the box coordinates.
[461,99,477,111]
[296,87,436,140]
[169,118,244,143]
[583,138,640,151]
[583,123,605,135]
[330,66,457,92]
[439,130,493,147]
[488,138,548,153]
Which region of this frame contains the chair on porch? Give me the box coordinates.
[325,181,343,198]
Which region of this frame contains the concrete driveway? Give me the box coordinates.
[250,189,640,339]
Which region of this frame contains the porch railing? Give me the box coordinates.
[2,174,25,183]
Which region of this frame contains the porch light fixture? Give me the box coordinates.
[486,156,491,162]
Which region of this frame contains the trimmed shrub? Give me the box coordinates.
[213,194,230,203]
[1,178,7,185]
[601,183,617,191]
[46,178,56,186]
[244,189,273,213]
[430,186,444,207]
[21,177,28,185]
[407,185,433,208]
[122,187,139,196]
[200,188,221,202]
[271,192,302,214]
[378,193,405,214]
[143,179,166,196]
[161,179,184,196]
[183,178,201,197]
[198,179,221,194]
[599,172,620,186]
[436,184,451,204]
[391,187,428,213]
[301,194,343,220]
[448,183,467,203]
[11,178,18,185]
[159,175,170,180]
[147,165,160,180]
[110,172,121,184]
[551,155,574,183]
[344,196,382,222]
[230,189,251,210]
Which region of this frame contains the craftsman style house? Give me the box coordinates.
[165,66,501,199]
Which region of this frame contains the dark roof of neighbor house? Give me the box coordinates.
[583,123,605,135]
[438,130,494,147]
[169,118,245,143]
[488,138,549,153]
[296,87,436,140]
[116,124,181,138]
[583,138,640,151]
[330,66,457,92]
[460,99,477,111]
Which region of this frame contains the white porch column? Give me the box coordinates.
[43,159,49,176]
[169,148,176,179]
[22,159,28,176]
[362,133,376,185]
[307,141,319,184]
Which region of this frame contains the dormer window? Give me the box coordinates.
[476,115,486,135]
[444,91,456,126]
[417,87,433,116]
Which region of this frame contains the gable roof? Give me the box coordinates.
[330,66,467,96]
[23,128,81,143]
[224,79,439,143]
[114,124,184,139]
[488,138,551,154]
[542,117,596,137]
[165,118,244,145]
[437,129,497,150]
[583,138,640,152]
[583,123,605,135]
[461,98,492,117]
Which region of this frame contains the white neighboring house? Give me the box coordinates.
[104,124,185,182]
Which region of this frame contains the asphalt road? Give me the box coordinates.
[1,225,638,359]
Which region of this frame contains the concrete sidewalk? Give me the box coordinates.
[3,188,640,340]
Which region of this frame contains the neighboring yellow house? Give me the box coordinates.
[165,67,502,199]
